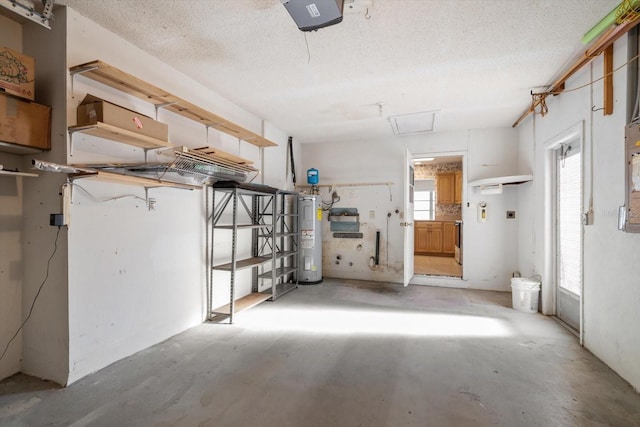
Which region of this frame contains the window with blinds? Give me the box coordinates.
[557,143,582,296]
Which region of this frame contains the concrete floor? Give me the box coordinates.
[1,279,639,427]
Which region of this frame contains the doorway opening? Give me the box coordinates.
[412,155,463,278]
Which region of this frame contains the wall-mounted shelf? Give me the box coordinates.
[69,170,200,190]
[0,170,38,178]
[70,60,277,148]
[68,122,172,150]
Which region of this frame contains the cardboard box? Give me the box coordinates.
[0,47,35,101]
[0,92,51,151]
[76,94,169,141]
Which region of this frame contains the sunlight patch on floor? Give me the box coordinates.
[237,307,512,338]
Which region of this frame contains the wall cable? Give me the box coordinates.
[321,190,340,211]
[553,54,639,94]
[70,182,146,204]
[304,32,311,64]
[0,227,61,364]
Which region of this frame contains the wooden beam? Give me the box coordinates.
[513,17,640,127]
[604,44,614,115]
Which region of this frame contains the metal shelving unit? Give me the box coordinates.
[266,190,299,300]
[207,183,299,323]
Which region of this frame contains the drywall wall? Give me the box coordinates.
[20,13,70,384]
[64,7,290,383]
[301,127,520,290]
[0,14,24,381]
[518,37,640,391]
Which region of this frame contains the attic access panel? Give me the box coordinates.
[390,111,438,135]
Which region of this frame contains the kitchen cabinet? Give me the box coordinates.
[442,222,456,254]
[415,221,456,256]
[415,221,443,255]
[436,173,455,204]
[454,171,463,204]
[436,172,463,205]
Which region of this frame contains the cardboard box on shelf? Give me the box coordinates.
[76,94,169,141]
[0,92,51,151]
[0,47,35,101]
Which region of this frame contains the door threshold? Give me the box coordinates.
[552,316,579,338]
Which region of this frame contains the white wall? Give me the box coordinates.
[301,127,521,291]
[518,36,640,391]
[20,12,70,385]
[0,14,24,381]
[64,7,291,384]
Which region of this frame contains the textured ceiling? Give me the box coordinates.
[59,0,619,143]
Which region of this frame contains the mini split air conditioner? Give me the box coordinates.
[282,0,344,31]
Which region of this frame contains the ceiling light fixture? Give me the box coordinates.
[414,158,435,165]
[389,110,438,135]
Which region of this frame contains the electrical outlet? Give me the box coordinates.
[506,211,516,219]
[50,213,64,227]
[369,210,375,219]
[148,198,156,211]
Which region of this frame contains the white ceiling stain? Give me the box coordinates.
[59,0,619,143]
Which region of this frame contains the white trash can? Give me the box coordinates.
[511,278,541,313]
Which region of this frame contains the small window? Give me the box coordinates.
[414,179,435,220]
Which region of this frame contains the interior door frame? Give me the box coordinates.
[407,150,467,285]
[403,148,414,287]
[543,121,584,342]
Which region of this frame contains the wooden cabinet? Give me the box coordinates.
[454,171,463,204]
[442,222,456,254]
[436,173,455,204]
[427,227,443,253]
[414,221,443,255]
[437,172,463,205]
[415,221,456,256]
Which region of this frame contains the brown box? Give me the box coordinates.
[0,92,51,151]
[76,94,168,141]
[0,47,35,101]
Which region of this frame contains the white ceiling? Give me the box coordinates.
[58,0,618,144]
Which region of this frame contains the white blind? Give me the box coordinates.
[557,145,582,295]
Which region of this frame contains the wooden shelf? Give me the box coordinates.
[69,122,172,150]
[212,256,272,271]
[211,292,272,317]
[70,60,277,148]
[0,170,38,177]
[70,170,200,190]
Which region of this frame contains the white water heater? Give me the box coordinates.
[298,195,323,284]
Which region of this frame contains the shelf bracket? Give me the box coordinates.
[154,101,177,120]
[69,65,99,99]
